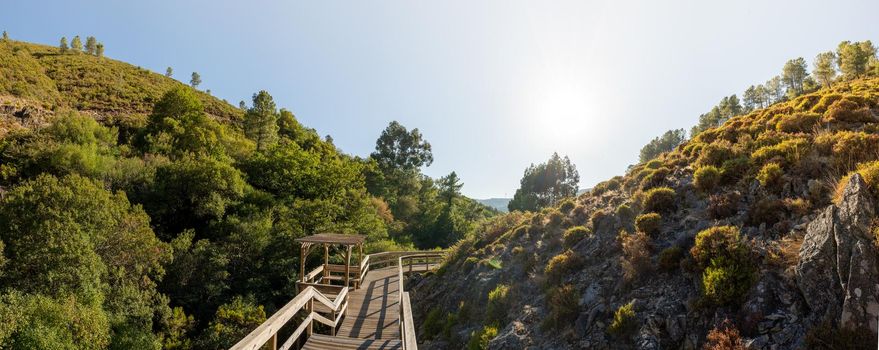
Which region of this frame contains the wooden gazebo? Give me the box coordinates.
[295,233,367,290]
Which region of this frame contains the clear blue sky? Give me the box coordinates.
[4,1,879,198]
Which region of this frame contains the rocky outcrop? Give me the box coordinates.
[796,173,879,334]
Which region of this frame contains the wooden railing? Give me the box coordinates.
[229,284,348,350]
[230,251,444,350]
[397,253,445,350]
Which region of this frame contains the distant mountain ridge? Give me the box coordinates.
[474,198,511,212]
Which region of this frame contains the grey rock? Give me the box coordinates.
[796,174,879,334]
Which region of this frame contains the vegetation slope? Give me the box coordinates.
[413,76,879,349]
[0,37,496,349]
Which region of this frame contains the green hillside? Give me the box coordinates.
[413,75,879,348]
[0,40,241,136]
[0,37,496,349]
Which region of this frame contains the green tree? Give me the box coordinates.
[371,121,433,173]
[742,85,758,112]
[85,36,97,55]
[95,43,104,59]
[71,35,82,53]
[147,156,246,235]
[59,36,68,52]
[782,57,808,95]
[198,296,265,349]
[0,292,111,350]
[639,129,686,162]
[813,51,837,87]
[837,40,876,79]
[140,86,229,159]
[1,31,8,42]
[190,71,201,88]
[438,171,463,205]
[165,67,173,78]
[765,76,785,103]
[244,90,280,151]
[508,152,579,212]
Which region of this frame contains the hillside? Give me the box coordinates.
[0,40,242,137]
[411,78,879,349]
[0,37,497,349]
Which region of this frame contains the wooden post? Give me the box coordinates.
[307,298,313,336]
[271,333,277,350]
[300,244,306,283]
[345,245,352,288]
[323,244,329,280]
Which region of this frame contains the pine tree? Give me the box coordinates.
[96,43,104,59]
[165,67,173,78]
[781,57,808,95]
[239,101,246,110]
[813,51,837,87]
[2,31,8,42]
[244,90,280,151]
[59,37,69,52]
[85,36,97,55]
[190,72,201,88]
[71,36,82,53]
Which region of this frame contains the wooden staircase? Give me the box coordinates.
[230,251,442,350]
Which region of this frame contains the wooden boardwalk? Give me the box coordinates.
[302,264,437,350]
[336,267,401,340]
[231,250,443,350]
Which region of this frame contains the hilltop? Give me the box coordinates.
[411,77,879,349]
[0,40,241,137]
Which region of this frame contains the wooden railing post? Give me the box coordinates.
[307,298,313,336]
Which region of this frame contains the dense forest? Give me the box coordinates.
[0,36,496,349]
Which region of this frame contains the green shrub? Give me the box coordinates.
[747,198,786,226]
[645,159,664,169]
[558,198,576,213]
[775,112,820,133]
[642,187,675,213]
[658,246,683,271]
[542,284,580,331]
[592,177,621,195]
[824,131,879,169]
[563,226,590,248]
[485,284,511,325]
[694,166,721,192]
[547,209,566,227]
[690,226,746,269]
[634,213,661,236]
[690,226,755,306]
[701,257,756,306]
[640,167,670,190]
[608,301,637,337]
[590,209,608,230]
[544,250,582,286]
[720,157,749,184]
[422,308,444,340]
[615,204,634,222]
[750,138,810,165]
[756,163,783,187]
[823,98,874,123]
[466,324,498,350]
[512,224,530,238]
[810,93,842,113]
[696,140,735,167]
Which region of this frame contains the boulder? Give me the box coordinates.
[796,174,879,333]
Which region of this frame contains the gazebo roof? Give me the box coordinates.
[294,233,367,246]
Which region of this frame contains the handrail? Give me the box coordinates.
[397,252,445,350]
[230,250,445,350]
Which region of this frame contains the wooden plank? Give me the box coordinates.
[302,334,402,350]
[400,292,417,350]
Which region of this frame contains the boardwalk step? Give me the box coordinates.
[302,334,402,350]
